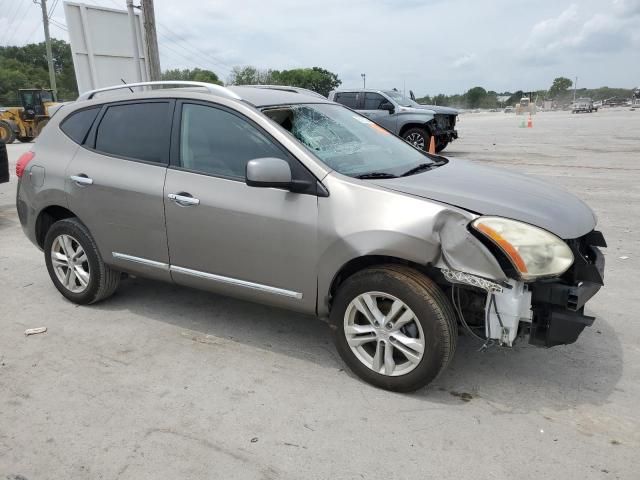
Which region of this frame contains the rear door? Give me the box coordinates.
[359,92,398,133]
[65,100,173,281]
[163,101,319,312]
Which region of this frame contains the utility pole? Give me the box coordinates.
[573,76,578,102]
[141,0,161,81]
[37,0,57,98]
[361,73,366,89]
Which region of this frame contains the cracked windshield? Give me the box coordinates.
[265,104,436,177]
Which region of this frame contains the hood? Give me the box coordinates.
[373,158,596,239]
[414,104,459,115]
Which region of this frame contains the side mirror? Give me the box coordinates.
[380,102,395,114]
[246,157,292,189]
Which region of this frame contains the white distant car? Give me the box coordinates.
[503,106,514,113]
[572,98,595,113]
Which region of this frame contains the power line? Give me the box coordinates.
[157,35,227,75]
[48,0,60,18]
[6,0,37,45]
[157,22,233,73]
[2,0,31,45]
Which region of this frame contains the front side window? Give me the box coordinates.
[383,90,418,107]
[94,102,171,164]
[263,103,436,178]
[363,93,389,110]
[179,103,286,178]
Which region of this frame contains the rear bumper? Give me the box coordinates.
[528,232,606,347]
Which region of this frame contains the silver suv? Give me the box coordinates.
[328,89,458,152]
[16,81,606,392]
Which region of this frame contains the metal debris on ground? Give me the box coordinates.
[24,327,47,336]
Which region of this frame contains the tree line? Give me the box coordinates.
[0,41,633,108]
[416,77,634,109]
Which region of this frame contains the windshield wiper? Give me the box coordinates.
[401,161,446,177]
[355,172,398,179]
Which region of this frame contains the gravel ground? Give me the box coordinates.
[1,108,639,479]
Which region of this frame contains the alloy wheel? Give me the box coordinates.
[50,234,90,293]
[405,132,425,149]
[344,291,425,376]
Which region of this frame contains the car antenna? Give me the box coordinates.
[120,79,134,93]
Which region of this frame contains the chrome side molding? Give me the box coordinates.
[112,252,303,299]
[112,252,169,270]
[171,265,303,299]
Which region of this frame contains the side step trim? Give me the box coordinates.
[112,252,169,270]
[112,252,303,300]
[170,265,303,300]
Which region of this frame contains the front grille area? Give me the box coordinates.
[434,114,456,130]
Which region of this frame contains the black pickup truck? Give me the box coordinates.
[1,141,9,183]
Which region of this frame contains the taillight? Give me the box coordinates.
[16,151,35,178]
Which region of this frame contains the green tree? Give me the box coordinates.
[162,68,222,85]
[227,65,274,85]
[548,77,573,99]
[228,65,341,97]
[465,86,487,108]
[0,39,78,102]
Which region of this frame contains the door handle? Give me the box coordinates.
[168,193,200,206]
[70,174,93,186]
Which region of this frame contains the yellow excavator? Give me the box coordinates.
[0,89,60,143]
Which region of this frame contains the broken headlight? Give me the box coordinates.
[471,216,574,281]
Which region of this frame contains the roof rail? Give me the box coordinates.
[242,85,327,99]
[77,81,242,101]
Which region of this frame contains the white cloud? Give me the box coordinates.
[1,0,638,95]
[451,53,477,69]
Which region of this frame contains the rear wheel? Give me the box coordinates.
[44,218,120,305]
[0,121,15,144]
[402,127,429,151]
[331,265,457,392]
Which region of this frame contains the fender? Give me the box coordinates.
[316,174,506,317]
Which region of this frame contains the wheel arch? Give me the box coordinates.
[328,254,436,302]
[35,205,78,248]
[398,121,435,138]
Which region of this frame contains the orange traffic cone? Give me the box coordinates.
[527,115,533,128]
[428,135,436,154]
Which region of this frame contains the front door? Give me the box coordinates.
[164,101,319,312]
[359,92,397,132]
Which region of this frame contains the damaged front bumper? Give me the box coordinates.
[444,230,606,348]
[528,231,606,347]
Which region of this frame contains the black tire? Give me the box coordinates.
[44,218,120,305]
[0,121,15,144]
[435,139,448,153]
[402,127,430,152]
[17,136,34,143]
[331,265,457,392]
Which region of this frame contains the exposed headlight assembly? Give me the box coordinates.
[471,216,574,281]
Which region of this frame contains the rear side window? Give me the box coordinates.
[60,107,101,144]
[334,92,359,109]
[94,102,171,164]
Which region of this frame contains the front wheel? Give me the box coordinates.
[44,218,120,305]
[17,136,34,143]
[402,127,430,151]
[331,265,457,392]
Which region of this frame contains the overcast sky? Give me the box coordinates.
[2,0,639,95]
